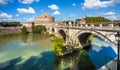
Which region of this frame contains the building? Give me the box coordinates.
[76,18,86,24]
[35,12,54,25]
[21,12,55,27]
[21,22,34,27]
[56,21,66,25]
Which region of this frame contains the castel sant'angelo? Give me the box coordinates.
[35,12,54,25]
[21,12,86,27]
[21,12,55,27]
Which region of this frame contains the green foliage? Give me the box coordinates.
[21,26,27,35]
[32,25,35,33]
[52,37,65,56]
[32,25,46,34]
[0,22,21,27]
[85,16,111,23]
[65,21,74,25]
[85,17,110,23]
[76,19,81,21]
[76,16,111,24]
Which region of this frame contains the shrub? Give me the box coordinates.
[32,25,46,34]
[52,37,65,56]
[21,26,27,35]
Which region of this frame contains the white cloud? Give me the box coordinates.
[82,0,115,9]
[0,12,13,21]
[16,14,19,17]
[48,4,59,10]
[23,16,34,21]
[27,17,34,21]
[19,0,40,4]
[0,0,7,5]
[36,0,40,2]
[0,12,12,19]
[72,3,76,7]
[69,14,75,17]
[104,11,115,16]
[105,15,120,20]
[91,45,102,52]
[103,11,120,20]
[48,4,60,16]
[17,7,36,14]
[0,0,12,5]
[52,10,60,15]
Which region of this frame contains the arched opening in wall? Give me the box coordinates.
[58,30,66,41]
[52,28,55,33]
[77,33,92,50]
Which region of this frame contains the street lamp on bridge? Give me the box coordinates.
[115,32,120,70]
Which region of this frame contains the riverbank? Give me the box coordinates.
[0,27,21,34]
[0,33,21,38]
[51,36,82,56]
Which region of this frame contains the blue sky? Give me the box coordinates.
[0,0,120,22]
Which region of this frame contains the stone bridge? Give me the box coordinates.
[48,21,120,48]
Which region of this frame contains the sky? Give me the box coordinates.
[0,0,120,22]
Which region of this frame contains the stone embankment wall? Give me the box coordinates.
[0,27,21,34]
[0,27,31,34]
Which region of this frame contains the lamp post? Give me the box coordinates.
[115,32,120,70]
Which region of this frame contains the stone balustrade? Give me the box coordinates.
[55,22,120,29]
[73,23,120,28]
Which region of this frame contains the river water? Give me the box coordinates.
[0,34,117,70]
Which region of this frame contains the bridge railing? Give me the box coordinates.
[73,23,120,28]
[53,22,120,30]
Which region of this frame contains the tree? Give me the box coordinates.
[32,25,35,33]
[0,22,21,27]
[84,16,111,23]
[21,26,27,35]
[52,37,65,56]
[32,25,46,34]
[76,16,111,24]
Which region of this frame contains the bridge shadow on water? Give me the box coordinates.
[0,50,97,70]
[0,35,96,70]
[54,50,96,70]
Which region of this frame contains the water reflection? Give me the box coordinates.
[21,35,28,43]
[0,33,117,70]
[88,34,117,69]
[0,33,96,70]
[0,34,21,47]
[55,34,117,70]
[0,34,53,70]
[55,50,96,70]
[0,51,55,70]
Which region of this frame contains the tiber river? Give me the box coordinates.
[0,34,117,70]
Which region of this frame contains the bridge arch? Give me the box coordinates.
[52,28,55,33]
[58,29,66,40]
[74,30,114,49]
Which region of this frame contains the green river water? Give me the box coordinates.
[0,34,96,70]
